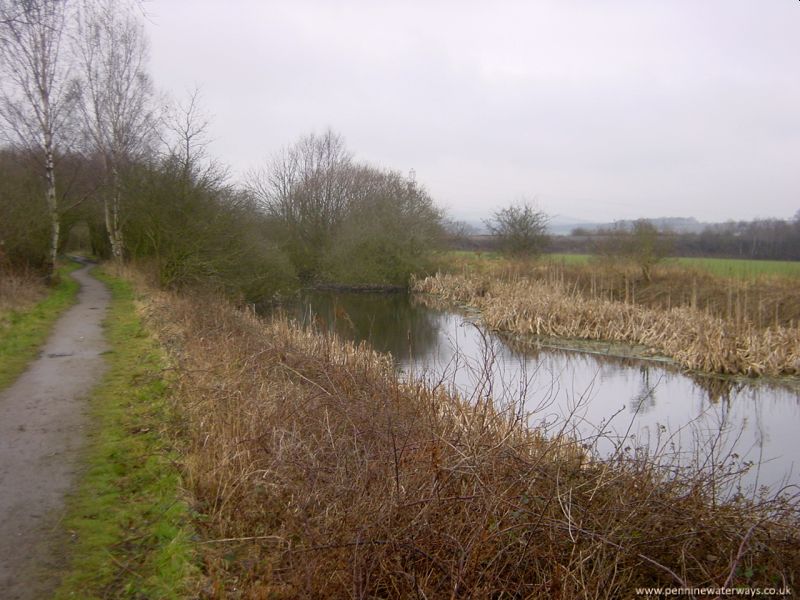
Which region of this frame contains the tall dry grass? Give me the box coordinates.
[440,254,800,329]
[0,266,45,317]
[137,284,799,598]
[413,272,800,377]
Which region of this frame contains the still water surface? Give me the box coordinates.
[277,291,800,491]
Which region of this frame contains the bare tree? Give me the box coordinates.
[160,87,228,190]
[74,0,154,260]
[0,0,75,277]
[247,130,354,277]
[484,201,550,257]
[250,129,353,228]
[0,0,23,25]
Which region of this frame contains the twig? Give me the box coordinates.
[196,534,285,545]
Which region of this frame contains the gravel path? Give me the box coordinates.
[0,262,109,599]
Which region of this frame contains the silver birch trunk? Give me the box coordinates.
[44,141,60,275]
[75,0,154,262]
[99,161,124,260]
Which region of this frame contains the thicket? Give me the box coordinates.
[0,145,299,301]
[248,130,445,286]
[121,157,297,300]
[0,150,55,269]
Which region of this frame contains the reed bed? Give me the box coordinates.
[413,272,800,377]
[137,284,799,598]
[438,253,800,329]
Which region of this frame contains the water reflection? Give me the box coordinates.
[274,290,442,360]
[271,291,800,490]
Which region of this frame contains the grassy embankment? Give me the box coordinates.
[0,262,80,390]
[421,253,800,376]
[55,269,196,599]
[128,269,798,597]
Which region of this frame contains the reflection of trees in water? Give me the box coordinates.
[630,366,658,415]
[274,294,788,409]
[276,291,443,361]
[691,377,743,404]
[485,329,764,406]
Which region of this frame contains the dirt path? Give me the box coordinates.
[0,262,109,600]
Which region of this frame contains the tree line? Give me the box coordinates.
[562,214,800,262]
[0,0,445,298]
[667,215,800,261]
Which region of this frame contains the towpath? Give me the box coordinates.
[0,262,109,599]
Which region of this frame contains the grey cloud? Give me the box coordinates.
[146,0,800,222]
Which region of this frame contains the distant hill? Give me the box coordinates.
[456,213,728,237]
[552,216,708,235]
[546,215,596,235]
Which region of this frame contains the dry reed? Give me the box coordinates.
[440,255,800,328]
[135,283,798,598]
[413,272,800,377]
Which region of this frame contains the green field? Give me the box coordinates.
[670,256,800,278]
[543,253,800,278]
[444,251,800,278]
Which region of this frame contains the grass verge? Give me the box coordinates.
[0,261,80,391]
[55,269,196,599]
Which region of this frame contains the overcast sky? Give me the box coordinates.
[144,0,799,224]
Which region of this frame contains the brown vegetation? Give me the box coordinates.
[445,256,800,326]
[417,260,800,376]
[0,266,44,317]
[133,275,799,597]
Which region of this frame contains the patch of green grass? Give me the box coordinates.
[0,261,80,391]
[671,256,800,278]
[543,253,591,266]
[55,270,196,599]
[544,253,800,278]
[445,249,502,260]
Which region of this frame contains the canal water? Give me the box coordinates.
[275,290,800,492]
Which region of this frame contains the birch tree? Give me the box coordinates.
[75,0,154,260]
[0,0,74,277]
